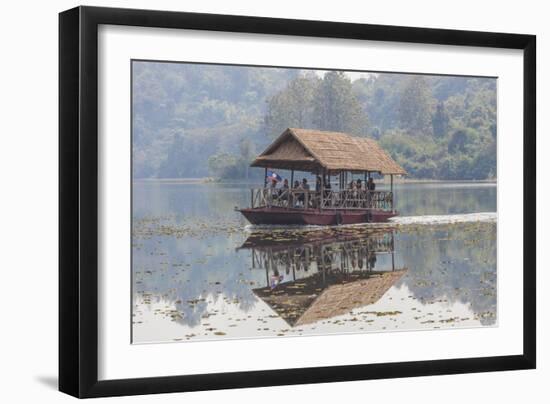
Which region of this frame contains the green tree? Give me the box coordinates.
[313,71,368,136]
[448,128,469,154]
[264,73,319,138]
[265,71,369,137]
[398,76,434,136]
[432,101,450,138]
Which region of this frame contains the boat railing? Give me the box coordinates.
[321,189,393,210]
[250,188,393,211]
[251,188,313,209]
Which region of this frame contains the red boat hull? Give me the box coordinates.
[238,207,397,225]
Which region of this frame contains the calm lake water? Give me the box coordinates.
[132,182,497,343]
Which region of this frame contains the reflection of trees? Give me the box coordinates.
[395,222,497,325]
[131,184,264,329]
[133,233,256,327]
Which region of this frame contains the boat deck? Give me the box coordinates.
[238,206,397,225]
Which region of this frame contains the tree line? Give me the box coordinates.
[133,62,496,180]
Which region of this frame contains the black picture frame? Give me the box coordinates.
[59,5,536,398]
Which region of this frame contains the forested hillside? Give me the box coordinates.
[133,62,496,180]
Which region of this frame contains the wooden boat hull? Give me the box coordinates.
[238,207,397,225]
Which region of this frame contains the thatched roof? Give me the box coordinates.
[251,128,406,175]
[253,269,407,327]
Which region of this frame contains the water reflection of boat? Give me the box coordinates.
[237,128,407,225]
[240,228,407,326]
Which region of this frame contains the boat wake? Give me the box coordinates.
[244,212,496,232]
[389,212,497,226]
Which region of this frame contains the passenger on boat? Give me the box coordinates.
[298,178,310,207]
[289,180,298,207]
[314,176,322,207]
[366,177,376,208]
[279,179,289,203]
[270,178,278,191]
[349,181,358,207]
[356,179,364,207]
[281,178,289,191]
[345,180,353,200]
[367,177,376,191]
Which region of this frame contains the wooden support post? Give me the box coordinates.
[367,171,372,209]
[289,170,295,208]
[251,188,254,208]
[390,174,394,212]
[320,170,324,211]
[364,171,367,195]
[264,167,268,187]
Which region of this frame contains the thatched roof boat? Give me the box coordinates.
[238,128,406,225]
[252,128,406,175]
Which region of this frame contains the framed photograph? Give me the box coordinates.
[59,6,536,398]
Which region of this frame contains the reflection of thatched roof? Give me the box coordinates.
[253,269,407,326]
[251,128,407,175]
